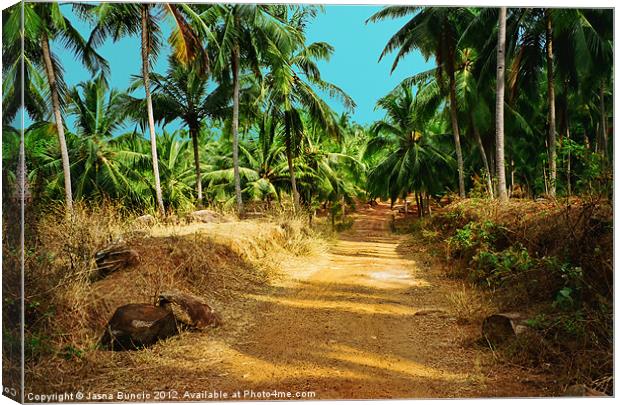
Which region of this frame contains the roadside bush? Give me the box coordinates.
[429,198,612,391]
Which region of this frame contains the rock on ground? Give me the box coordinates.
[93,243,139,281]
[159,290,222,328]
[189,210,228,224]
[99,303,178,350]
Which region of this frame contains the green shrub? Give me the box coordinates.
[447,220,500,260]
[471,245,534,288]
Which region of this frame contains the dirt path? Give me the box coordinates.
[173,203,551,399]
[69,203,552,399]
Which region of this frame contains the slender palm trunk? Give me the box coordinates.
[562,81,572,197]
[41,31,73,215]
[599,82,607,160]
[426,194,432,217]
[190,125,203,203]
[284,112,301,210]
[495,7,508,202]
[448,71,466,198]
[510,159,515,196]
[231,44,243,214]
[543,164,549,195]
[471,112,494,198]
[566,126,572,196]
[545,10,557,198]
[141,6,165,216]
[415,192,422,218]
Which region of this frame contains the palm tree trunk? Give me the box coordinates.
[566,125,572,196]
[495,7,508,202]
[284,112,301,210]
[141,5,165,216]
[543,164,549,195]
[415,191,422,218]
[545,10,557,198]
[41,31,73,215]
[190,125,203,204]
[562,81,572,197]
[231,44,243,214]
[448,71,466,198]
[599,81,607,160]
[426,194,432,217]
[510,159,515,196]
[471,112,494,199]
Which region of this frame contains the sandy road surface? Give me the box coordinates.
[62,203,552,400]
[180,203,551,399]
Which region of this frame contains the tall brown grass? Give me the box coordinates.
[17,202,325,392]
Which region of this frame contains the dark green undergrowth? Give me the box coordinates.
[421,197,613,393]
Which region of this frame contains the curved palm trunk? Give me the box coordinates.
[190,126,203,203]
[41,32,73,215]
[448,71,466,198]
[231,44,243,214]
[141,6,165,216]
[545,10,557,198]
[284,112,301,210]
[471,112,494,199]
[496,7,508,202]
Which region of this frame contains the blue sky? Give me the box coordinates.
[305,5,432,123]
[49,4,432,133]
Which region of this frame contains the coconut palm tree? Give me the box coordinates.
[300,119,366,222]
[66,74,150,203]
[3,2,109,214]
[186,3,302,214]
[496,7,508,201]
[126,56,230,204]
[240,114,290,206]
[365,84,454,209]
[262,33,355,210]
[552,9,613,160]
[368,6,472,197]
[543,9,558,197]
[2,123,58,203]
[156,131,196,211]
[88,2,206,216]
[395,47,495,198]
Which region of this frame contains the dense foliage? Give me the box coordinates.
[2,4,613,215]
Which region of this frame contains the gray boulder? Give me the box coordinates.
[564,384,608,397]
[189,209,228,224]
[135,214,156,226]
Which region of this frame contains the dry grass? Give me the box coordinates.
[21,202,325,393]
[430,197,613,394]
[446,283,497,325]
